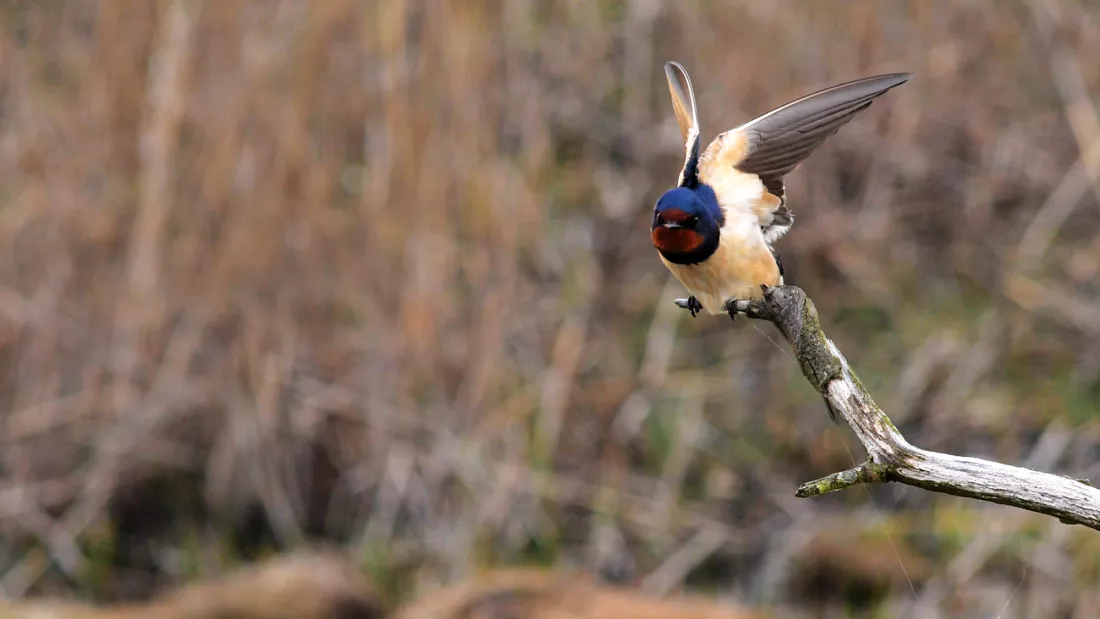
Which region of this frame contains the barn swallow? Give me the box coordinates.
[651,62,910,319]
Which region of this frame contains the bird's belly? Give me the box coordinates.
[662,238,781,315]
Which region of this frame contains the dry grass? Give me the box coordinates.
[1,0,1100,616]
[2,551,384,619]
[391,567,769,619]
[5,556,771,619]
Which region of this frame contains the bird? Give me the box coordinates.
[650,62,910,319]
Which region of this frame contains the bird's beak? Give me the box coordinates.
[661,221,684,230]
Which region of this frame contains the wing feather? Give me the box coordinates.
[700,73,910,242]
[733,73,910,184]
[665,62,702,188]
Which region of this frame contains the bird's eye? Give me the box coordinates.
[688,216,699,227]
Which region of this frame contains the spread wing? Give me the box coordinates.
[699,73,910,242]
[664,62,701,189]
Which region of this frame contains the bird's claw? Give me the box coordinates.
[674,291,773,320]
[673,296,703,318]
[724,298,751,321]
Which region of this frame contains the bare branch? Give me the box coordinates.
[720,285,1100,530]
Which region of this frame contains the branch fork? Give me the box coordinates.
[683,285,1100,530]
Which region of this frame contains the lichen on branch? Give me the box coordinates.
[723,285,1100,531]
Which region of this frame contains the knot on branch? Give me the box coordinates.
[735,285,807,340]
[736,286,845,395]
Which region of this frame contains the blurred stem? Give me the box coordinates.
[726,286,1100,531]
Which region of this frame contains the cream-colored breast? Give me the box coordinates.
[661,216,781,315]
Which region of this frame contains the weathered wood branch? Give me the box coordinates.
[703,285,1100,530]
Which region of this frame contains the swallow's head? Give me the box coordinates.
[651,186,721,265]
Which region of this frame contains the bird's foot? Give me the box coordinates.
[673,296,703,318]
[724,298,752,321]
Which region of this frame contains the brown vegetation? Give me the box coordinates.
[3,555,779,619]
[2,0,1100,617]
[393,569,774,619]
[1,552,383,619]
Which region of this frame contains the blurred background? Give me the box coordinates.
[2,0,1100,617]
